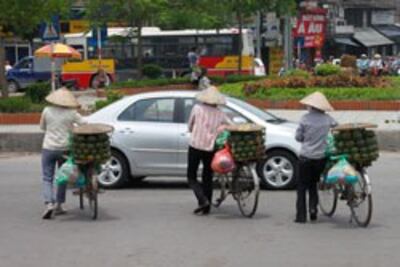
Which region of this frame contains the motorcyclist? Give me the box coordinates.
[369,54,384,76]
[357,54,369,76]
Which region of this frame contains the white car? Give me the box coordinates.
[87,91,301,189]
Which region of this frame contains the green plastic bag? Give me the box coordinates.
[326,156,359,185]
[215,130,230,150]
[55,156,79,186]
[325,132,336,157]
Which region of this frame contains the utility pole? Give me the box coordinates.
[255,11,262,59]
[283,14,293,71]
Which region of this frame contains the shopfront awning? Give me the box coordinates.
[334,37,359,47]
[374,25,400,43]
[353,28,394,47]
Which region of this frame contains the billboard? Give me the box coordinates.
[293,8,327,48]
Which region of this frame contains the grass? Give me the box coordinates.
[220,77,400,101]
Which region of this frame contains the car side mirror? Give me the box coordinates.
[232,116,247,124]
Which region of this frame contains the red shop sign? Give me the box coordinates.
[293,9,327,48]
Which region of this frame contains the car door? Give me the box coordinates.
[12,58,34,88]
[113,97,180,175]
[176,98,250,172]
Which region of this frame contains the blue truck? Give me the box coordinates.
[6,56,63,92]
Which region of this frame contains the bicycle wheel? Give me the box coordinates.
[88,173,98,220]
[214,174,229,208]
[88,190,98,220]
[349,171,372,227]
[318,180,338,217]
[234,164,259,218]
[79,188,84,210]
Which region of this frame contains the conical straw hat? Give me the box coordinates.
[45,87,80,108]
[300,91,334,112]
[196,86,226,105]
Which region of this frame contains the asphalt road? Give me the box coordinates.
[0,153,399,267]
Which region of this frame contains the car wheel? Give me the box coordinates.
[258,149,298,190]
[90,73,111,89]
[97,150,130,189]
[7,80,19,93]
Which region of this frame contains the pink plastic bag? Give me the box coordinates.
[212,145,236,174]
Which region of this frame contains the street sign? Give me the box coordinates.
[87,26,107,48]
[40,16,60,41]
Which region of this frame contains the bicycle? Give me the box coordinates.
[76,161,100,220]
[214,161,260,218]
[319,160,372,227]
[71,123,113,220]
[213,124,265,218]
[318,123,376,227]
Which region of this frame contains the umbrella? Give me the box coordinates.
[34,43,82,91]
[34,43,81,59]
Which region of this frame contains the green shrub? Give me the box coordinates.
[285,69,311,79]
[142,64,163,79]
[0,96,45,113]
[208,75,264,85]
[315,64,341,76]
[25,82,51,103]
[95,99,114,110]
[95,89,124,110]
[106,89,123,102]
[226,74,264,84]
[219,77,400,101]
[108,75,265,90]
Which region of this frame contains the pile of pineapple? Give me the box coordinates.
[228,124,266,162]
[71,133,111,163]
[333,128,379,167]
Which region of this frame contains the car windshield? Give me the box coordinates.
[228,97,286,123]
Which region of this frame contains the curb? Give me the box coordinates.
[0,133,44,152]
[0,131,398,153]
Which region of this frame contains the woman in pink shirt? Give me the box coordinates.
[187,86,230,215]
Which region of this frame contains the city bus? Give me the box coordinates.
[64,27,261,80]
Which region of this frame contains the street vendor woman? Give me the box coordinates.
[40,87,85,219]
[295,91,337,223]
[187,86,230,215]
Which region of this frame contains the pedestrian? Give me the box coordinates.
[187,47,199,69]
[198,68,211,91]
[369,54,383,76]
[295,91,337,223]
[187,86,230,215]
[40,87,85,219]
[188,47,200,85]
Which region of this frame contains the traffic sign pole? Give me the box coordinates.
[97,27,102,62]
[51,42,56,91]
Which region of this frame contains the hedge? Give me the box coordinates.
[0,96,46,113]
[220,77,400,101]
[25,82,51,103]
[108,75,264,90]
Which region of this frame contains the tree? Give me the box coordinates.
[0,0,71,98]
[86,0,168,79]
[157,0,232,30]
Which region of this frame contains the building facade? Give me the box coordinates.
[298,0,400,61]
